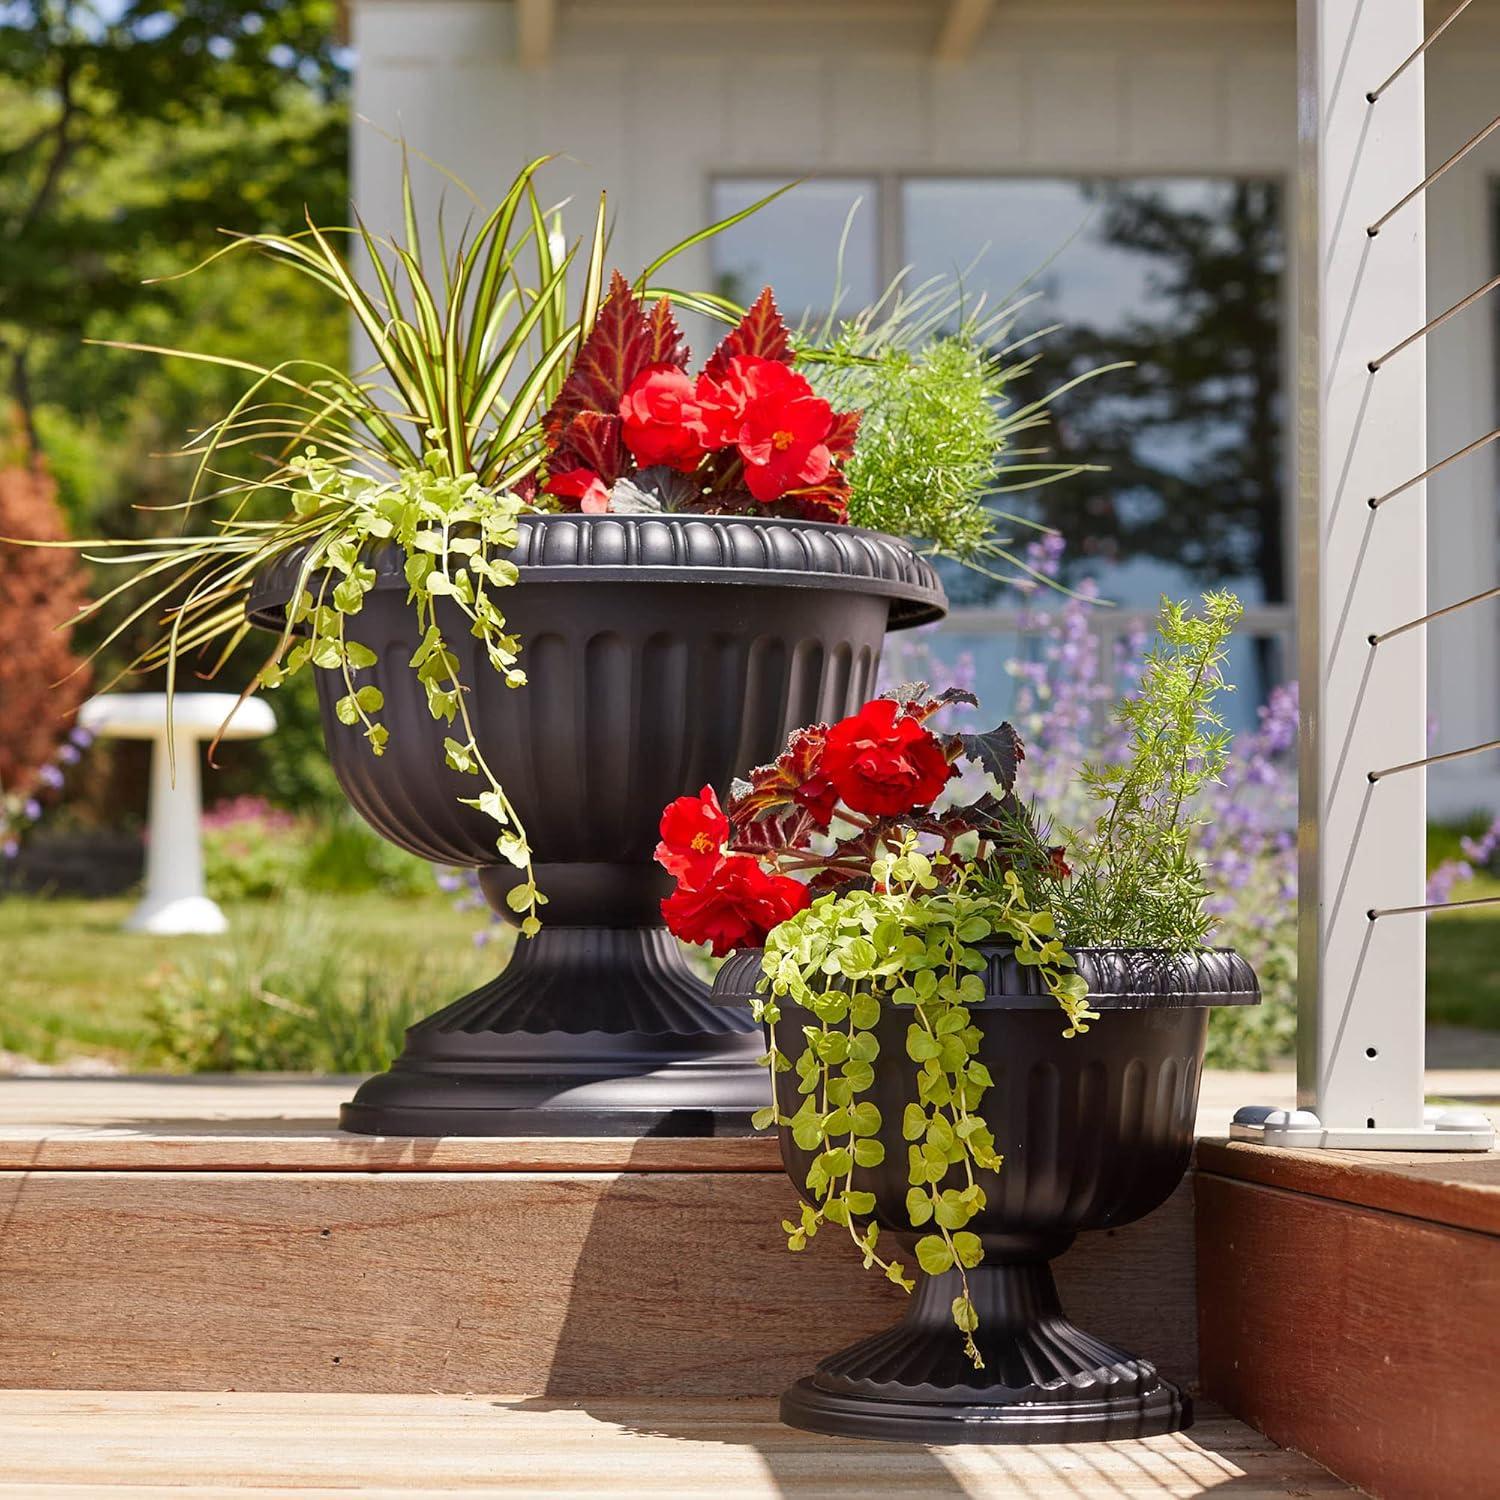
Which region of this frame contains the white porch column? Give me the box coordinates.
[1236,0,1492,1151]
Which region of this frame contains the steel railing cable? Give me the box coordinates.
[1370,272,1500,371]
[1368,737,1500,782]
[1366,0,1479,102]
[1367,424,1500,508]
[1369,584,1500,645]
[1368,113,1500,236]
[1369,893,1500,920]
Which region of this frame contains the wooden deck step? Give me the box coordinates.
[1197,1139,1500,1498]
[0,1076,1211,1398]
[0,1391,1354,1497]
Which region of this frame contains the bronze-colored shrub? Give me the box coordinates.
[0,457,91,792]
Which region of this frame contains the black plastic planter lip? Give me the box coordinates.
[712,944,1261,1010]
[245,512,948,633]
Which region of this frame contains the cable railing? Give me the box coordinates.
[1235,0,1495,1152]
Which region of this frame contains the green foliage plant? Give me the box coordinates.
[799,273,1125,592]
[659,594,1254,1364]
[1012,591,1245,950]
[202,800,431,901]
[143,906,475,1074]
[656,687,1097,1365]
[33,155,783,931]
[754,847,1095,1366]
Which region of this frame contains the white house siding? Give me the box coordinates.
[348,0,1500,816]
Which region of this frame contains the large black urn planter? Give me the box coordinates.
[247,514,944,1137]
[713,945,1259,1443]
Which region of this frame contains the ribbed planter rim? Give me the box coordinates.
[245,512,947,632]
[713,943,1260,1011]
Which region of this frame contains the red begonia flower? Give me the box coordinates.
[654,784,729,889]
[821,697,956,817]
[696,356,835,502]
[661,853,810,955]
[545,466,611,513]
[619,364,709,473]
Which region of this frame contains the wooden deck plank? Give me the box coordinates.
[0,1168,1198,1396]
[1196,1137,1500,1236]
[0,1071,1369,1171]
[1197,1172,1500,1499]
[0,1077,783,1172]
[0,1392,1354,1496]
[0,1126,784,1174]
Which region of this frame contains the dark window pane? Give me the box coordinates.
[710,177,879,325]
[903,178,1287,613]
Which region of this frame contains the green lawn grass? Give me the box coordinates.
[1426,873,1500,1031]
[1,878,1495,1069]
[0,891,497,1066]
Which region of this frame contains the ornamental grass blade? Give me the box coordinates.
[644,287,743,328]
[527,187,564,358]
[578,192,608,344]
[467,240,578,438]
[634,179,797,289]
[466,158,553,388]
[482,336,578,477]
[400,144,423,274]
[299,212,430,425]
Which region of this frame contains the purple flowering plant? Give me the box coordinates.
[439,537,1300,1066]
[880,535,1299,1067]
[1427,817,1500,907]
[1,723,94,864]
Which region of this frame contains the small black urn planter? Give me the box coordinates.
[713,945,1259,1443]
[248,513,944,1138]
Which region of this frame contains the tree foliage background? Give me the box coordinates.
[0,0,351,810]
[1040,181,1285,605]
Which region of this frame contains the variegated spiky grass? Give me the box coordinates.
[32,156,787,929]
[797,268,1127,598]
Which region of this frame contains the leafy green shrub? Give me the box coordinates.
[202,798,431,900]
[959,555,1295,1069]
[201,798,305,900]
[815,336,1011,557]
[299,816,433,896]
[1024,592,1243,952]
[144,910,478,1073]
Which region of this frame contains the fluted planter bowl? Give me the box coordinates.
[713,945,1259,1442]
[248,512,944,1136]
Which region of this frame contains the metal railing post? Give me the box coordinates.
[1234,0,1493,1151]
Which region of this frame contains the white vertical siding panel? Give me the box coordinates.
[1124,54,1226,167]
[724,60,831,167]
[1024,55,1124,166]
[1224,52,1296,171]
[415,63,531,208]
[828,59,933,165]
[630,60,731,293]
[931,57,1028,167]
[357,0,508,62]
[540,58,632,208]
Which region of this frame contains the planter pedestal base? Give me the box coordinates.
[779,1257,1191,1444]
[339,925,766,1138]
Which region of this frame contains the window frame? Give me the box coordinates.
[706,168,1298,690]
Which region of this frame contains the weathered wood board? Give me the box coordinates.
[0,1167,1197,1395]
[1197,1145,1500,1500]
[0,1392,1353,1496]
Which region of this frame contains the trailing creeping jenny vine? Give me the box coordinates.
[656,685,1100,1365]
[753,853,1095,1366]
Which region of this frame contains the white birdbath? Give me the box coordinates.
[78,692,277,935]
